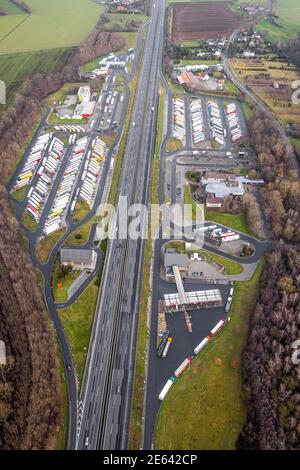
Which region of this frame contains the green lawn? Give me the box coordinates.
[155,260,265,450]
[0,0,105,53]
[202,249,243,275]
[22,211,37,232]
[65,216,99,246]
[11,185,28,202]
[83,56,102,73]
[224,81,240,95]
[52,257,81,304]
[73,199,91,223]
[120,32,139,51]
[47,112,88,126]
[58,282,99,385]
[184,185,204,223]
[36,228,66,264]
[179,59,220,66]
[205,207,252,236]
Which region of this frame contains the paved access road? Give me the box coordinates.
[76,0,166,450]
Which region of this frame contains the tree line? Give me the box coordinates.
[0,189,61,449]
[248,111,300,242]
[238,245,300,449]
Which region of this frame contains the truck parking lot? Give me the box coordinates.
[24,137,65,223]
[172,98,186,143]
[168,94,246,152]
[43,136,89,236]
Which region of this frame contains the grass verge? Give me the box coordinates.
[58,282,99,386]
[51,256,81,304]
[73,199,91,223]
[11,185,28,202]
[165,137,182,153]
[65,216,99,246]
[22,211,37,232]
[36,228,66,264]
[205,207,253,236]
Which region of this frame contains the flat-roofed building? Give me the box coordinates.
[61,248,97,271]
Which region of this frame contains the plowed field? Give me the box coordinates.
[171,2,242,43]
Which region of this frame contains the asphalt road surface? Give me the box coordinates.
[76,0,166,450]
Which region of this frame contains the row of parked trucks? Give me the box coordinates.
[43,137,88,236]
[226,103,242,143]
[195,225,240,244]
[190,99,205,145]
[76,137,107,207]
[157,331,173,358]
[172,98,185,142]
[158,319,226,400]
[25,138,65,222]
[209,227,240,244]
[13,133,52,191]
[54,125,85,133]
[207,100,225,146]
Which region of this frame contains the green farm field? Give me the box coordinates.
[0,0,24,14]
[0,0,105,53]
[0,48,77,112]
[256,0,300,42]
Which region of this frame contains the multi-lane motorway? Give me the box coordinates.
[76,0,166,450]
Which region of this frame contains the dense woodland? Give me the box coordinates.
[238,246,300,449]
[0,190,61,449]
[0,17,125,448]
[248,111,300,241]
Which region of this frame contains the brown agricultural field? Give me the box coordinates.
[171,2,242,43]
[230,58,300,124]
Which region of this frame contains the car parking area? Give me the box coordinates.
[100,88,122,131]
[43,137,89,236]
[25,137,65,223]
[172,98,186,143]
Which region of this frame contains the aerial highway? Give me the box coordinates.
[76,0,166,450]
